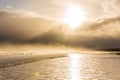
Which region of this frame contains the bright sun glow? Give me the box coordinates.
[64,3,86,29]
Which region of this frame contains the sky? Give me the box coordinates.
[0,0,120,50]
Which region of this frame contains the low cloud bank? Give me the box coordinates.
[0,10,120,50]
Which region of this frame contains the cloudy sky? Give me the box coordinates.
[0,0,120,50]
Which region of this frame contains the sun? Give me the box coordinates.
[63,3,86,29]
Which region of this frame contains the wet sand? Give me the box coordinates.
[1,53,120,80]
[0,53,66,68]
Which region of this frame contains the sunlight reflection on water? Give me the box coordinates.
[1,53,120,80]
[68,53,83,80]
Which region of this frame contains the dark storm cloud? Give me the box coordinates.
[1,10,120,50]
[79,16,120,30]
[72,16,120,49]
[0,10,56,42]
[30,16,120,49]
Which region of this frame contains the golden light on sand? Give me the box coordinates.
[63,3,86,29]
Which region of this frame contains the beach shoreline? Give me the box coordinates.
[0,53,66,68]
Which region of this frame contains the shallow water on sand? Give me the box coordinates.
[0,53,120,80]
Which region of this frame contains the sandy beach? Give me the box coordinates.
[0,53,66,68]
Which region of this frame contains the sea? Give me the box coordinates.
[0,53,120,80]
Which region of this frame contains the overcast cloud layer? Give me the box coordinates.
[0,0,120,50]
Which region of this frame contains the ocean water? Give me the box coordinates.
[0,53,120,80]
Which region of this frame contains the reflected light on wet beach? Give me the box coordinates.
[68,53,83,80]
